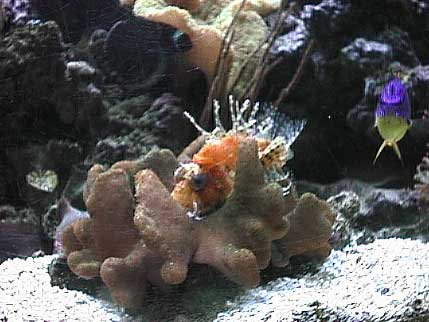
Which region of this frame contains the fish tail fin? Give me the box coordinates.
[391,141,404,165]
[373,140,388,165]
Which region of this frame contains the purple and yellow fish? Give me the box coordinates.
[373,78,411,164]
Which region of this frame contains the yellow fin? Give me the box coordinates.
[373,140,387,165]
[391,141,403,165]
[373,140,404,165]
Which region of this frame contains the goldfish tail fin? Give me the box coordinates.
[391,141,404,165]
[373,140,387,165]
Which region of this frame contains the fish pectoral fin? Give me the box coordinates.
[373,140,388,165]
[391,141,404,165]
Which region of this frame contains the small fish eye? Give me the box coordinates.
[173,30,192,52]
[190,173,208,192]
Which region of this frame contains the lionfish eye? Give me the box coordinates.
[190,173,208,192]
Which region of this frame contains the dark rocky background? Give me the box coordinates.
[262,0,429,183]
[0,0,428,273]
[0,1,429,321]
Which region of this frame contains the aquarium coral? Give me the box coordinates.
[131,0,281,94]
[272,193,335,266]
[4,1,429,321]
[59,131,334,308]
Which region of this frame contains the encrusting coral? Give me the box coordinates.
[60,136,335,308]
[129,0,280,94]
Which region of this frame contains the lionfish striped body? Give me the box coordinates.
[171,97,306,220]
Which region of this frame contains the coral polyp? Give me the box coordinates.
[171,97,306,218]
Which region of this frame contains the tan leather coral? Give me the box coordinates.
[272,193,336,267]
[132,0,279,92]
[192,138,289,286]
[119,0,136,7]
[60,139,334,308]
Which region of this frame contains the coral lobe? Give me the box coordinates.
[60,139,334,308]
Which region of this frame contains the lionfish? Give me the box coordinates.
[171,97,306,220]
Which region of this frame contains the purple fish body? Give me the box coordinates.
[375,78,411,119]
[373,77,412,164]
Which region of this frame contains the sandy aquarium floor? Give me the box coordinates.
[1,239,429,322]
[0,255,125,322]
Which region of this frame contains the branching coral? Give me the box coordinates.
[60,135,335,308]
